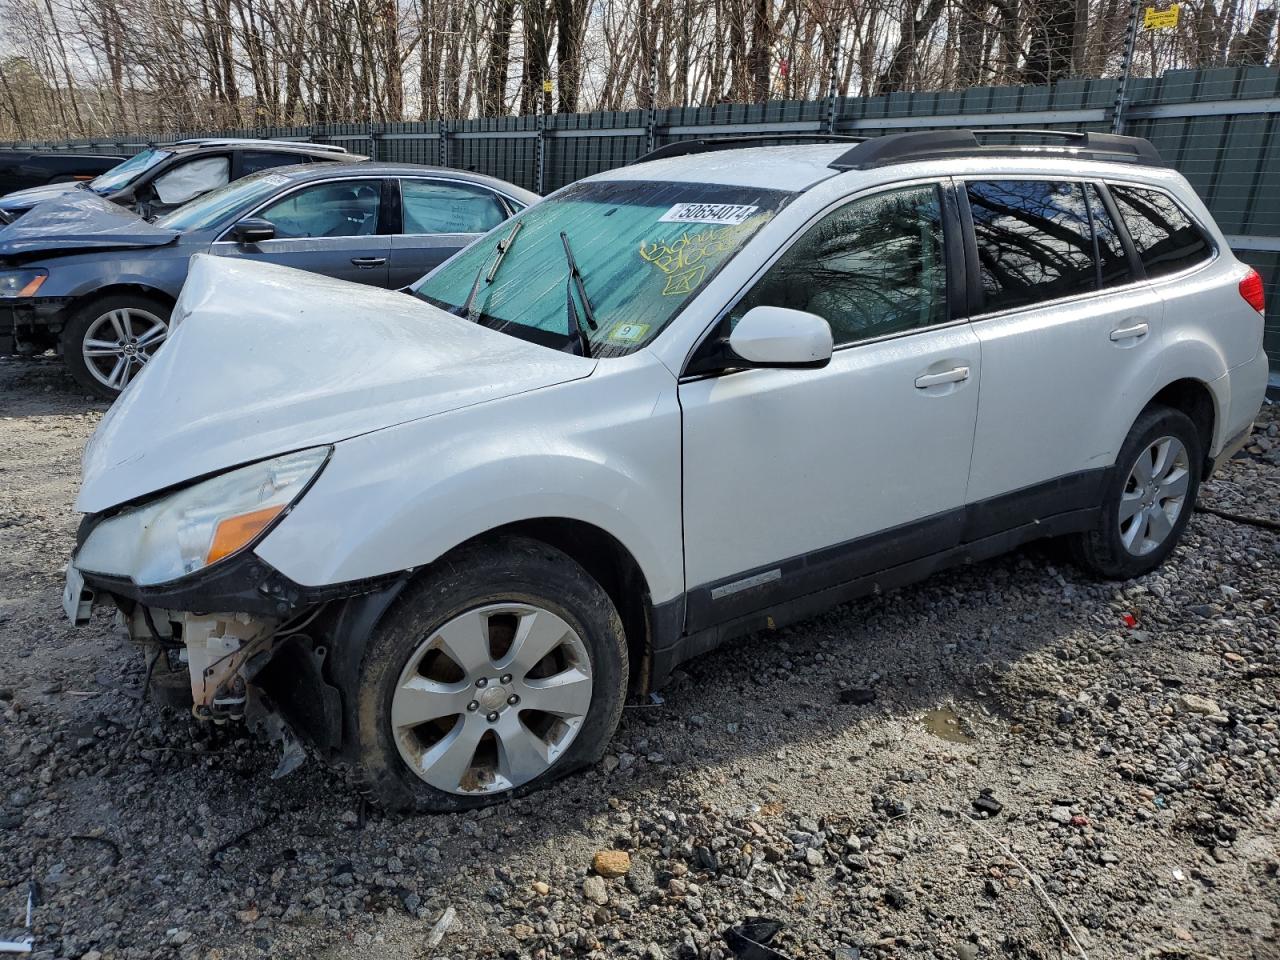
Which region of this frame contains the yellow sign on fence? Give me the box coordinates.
[1143,4,1180,29]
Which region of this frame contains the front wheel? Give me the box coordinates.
[352,537,628,812]
[60,294,171,400]
[1070,405,1201,580]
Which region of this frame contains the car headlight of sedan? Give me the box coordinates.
[0,268,47,298]
[76,447,330,586]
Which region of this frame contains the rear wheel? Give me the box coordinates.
[1070,405,1201,579]
[353,537,628,812]
[60,294,171,400]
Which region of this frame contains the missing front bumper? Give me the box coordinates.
[72,550,407,777]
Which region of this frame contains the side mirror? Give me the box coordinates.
[230,218,276,244]
[727,305,833,369]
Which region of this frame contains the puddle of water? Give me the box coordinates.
[922,707,973,743]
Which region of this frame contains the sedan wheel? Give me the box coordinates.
[1118,435,1190,556]
[81,307,168,392]
[391,603,594,795]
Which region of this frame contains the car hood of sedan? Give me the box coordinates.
[0,179,81,211]
[76,255,596,513]
[0,190,176,257]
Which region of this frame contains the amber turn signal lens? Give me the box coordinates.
[17,275,46,297]
[206,506,284,565]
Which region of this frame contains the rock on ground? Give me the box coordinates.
[1,357,1277,960]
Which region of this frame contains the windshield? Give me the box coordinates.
[154,170,298,233]
[89,148,172,194]
[412,180,792,357]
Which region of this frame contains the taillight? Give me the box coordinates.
[1239,269,1265,313]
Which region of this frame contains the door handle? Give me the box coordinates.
[1109,321,1149,341]
[914,365,970,389]
[351,257,387,268]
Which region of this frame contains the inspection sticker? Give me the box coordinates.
[606,321,651,343]
[659,202,759,226]
[259,173,292,187]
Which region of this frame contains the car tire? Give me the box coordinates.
[1070,404,1202,580]
[60,294,172,400]
[352,537,628,812]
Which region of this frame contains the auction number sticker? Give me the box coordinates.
[659,202,759,226]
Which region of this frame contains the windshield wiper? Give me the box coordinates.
[560,231,597,358]
[559,231,598,332]
[458,220,523,321]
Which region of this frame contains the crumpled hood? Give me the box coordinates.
[0,180,80,211]
[76,255,595,513]
[0,190,176,257]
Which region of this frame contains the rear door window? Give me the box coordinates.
[1086,184,1133,289]
[1108,184,1213,279]
[239,151,308,176]
[966,180,1096,314]
[400,179,508,234]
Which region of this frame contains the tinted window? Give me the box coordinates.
[240,151,308,175]
[1109,184,1212,279]
[259,180,382,238]
[1086,184,1133,288]
[967,180,1096,313]
[401,180,507,234]
[729,184,948,346]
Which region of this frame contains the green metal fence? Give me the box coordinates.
[9,67,1280,374]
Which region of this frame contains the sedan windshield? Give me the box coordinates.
[154,170,299,233]
[412,180,792,357]
[89,148,171,194]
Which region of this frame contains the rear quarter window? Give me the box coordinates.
[1108,184,1213,279]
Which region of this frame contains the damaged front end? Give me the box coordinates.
[97,564,404,778]
[123,604,310,778]
[68,443,405,777]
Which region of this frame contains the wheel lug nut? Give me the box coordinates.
[467,700,479,712]
[507,694,519,706]
[475,677,488,688]
[500,674,512,684]
[486,711,499,723]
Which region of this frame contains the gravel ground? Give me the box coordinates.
[1,356,1278,960]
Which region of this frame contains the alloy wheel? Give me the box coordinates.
[1119,435,1190,556]
[390,603,594,795]
[81,307,168,391]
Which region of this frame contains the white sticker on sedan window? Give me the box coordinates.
[659,202,759,225]
[259,174,291,187]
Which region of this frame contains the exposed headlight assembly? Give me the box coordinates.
[0,268,47,298]
[76,447,330,586]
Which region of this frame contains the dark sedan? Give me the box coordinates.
[0,150,124,197]
[0,162,537,397]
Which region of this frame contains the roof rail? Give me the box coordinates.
[634,134,865,165]
[829,129,1164,170]
[169,137,348,154]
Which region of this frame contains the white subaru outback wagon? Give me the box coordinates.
[65,130,1269,810]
